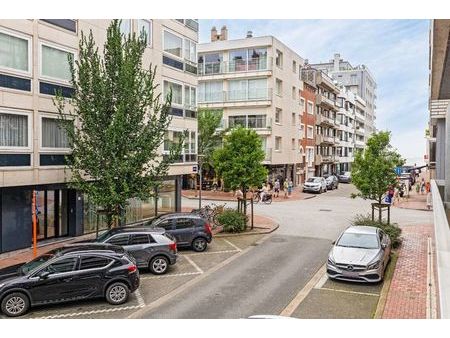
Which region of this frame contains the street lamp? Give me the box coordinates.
[197,154,205,209]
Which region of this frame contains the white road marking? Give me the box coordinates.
[314,272,329,289]
[183,255,204,274]
[183,249,239,257]
[279,264,327,317]
[223,239,242,251]
[319,287,379,297]
[135,289,145,307]
[34,304,144,319]
[140,271,202,280]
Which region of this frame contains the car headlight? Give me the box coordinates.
[327,257,336,266]
[367,260,381,270]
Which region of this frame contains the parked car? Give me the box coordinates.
[145,213,213,252]
[327,226,391,283]
[338,171,352,183]
[302,177,327,194]
[0,244,139,317]
[93,227,177,275]
[324,174,339,190]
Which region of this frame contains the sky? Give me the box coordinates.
[199,20,429,165]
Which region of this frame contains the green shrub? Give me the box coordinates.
[216,208,247,233]
[352,214,402,248]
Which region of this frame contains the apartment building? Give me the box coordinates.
[299,81,316,182]
[311,54,377,144]
[197,28,306,186]
[0,19,198,253]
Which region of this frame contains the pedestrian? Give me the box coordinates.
[415,181,420,194]
[212,177,218,192]
[425,181,431,194]
[288,180,293,197]
[283,180,289,199]
[420,178,425,194]
[274,179,280,198]
[260,183,268,202]
[427,187,433,210]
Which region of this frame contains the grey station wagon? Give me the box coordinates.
[93,227,177,275]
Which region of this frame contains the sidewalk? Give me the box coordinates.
[182,188,314,203]
[393,191,431,212]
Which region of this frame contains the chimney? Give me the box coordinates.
[246,30,253,38]
[333,53,340,71]
[220,25,228,41]
[211,26,219,42]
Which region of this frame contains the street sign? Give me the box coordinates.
[193,166,197,173]
[395,167,402,176]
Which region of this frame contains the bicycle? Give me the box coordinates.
[210,203,227,228]
[252,190,273,204]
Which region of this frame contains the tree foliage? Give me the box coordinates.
[54,20,181,227]
[198,109,224,170]
[213,127,268,220]
[351,131,404,206]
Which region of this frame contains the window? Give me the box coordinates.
[119,19,131,36]
[41,117,71,149]
[248,115,266,128]
[291,138,296,150]
[164,31,182,58]
[228,78,267,101]
[163,130,183,152]
[198,81,223,102]
[184,85,196,108]
[307,101,313,115]
[292,86,296,100]
[275,136,282,151]
[107,234,130,246]
[307,126,314,139]
[300,98,305,113]
[184,38,196,63]
[293,60,297,73]
[300,124,305,139]
[229,115,246,128]
[41,44,73,82]
[163,80,183,105]
[155,219,172,230]
[130,234,150,245]
[0,31,29,73]
[80,256,111,270]
[292,113,296,125]
[0,112,29,148]
[175,218,193,229]
[275,50,283,68]
[275,108,282,124]
[41,258,77,274]
[138,19,152,46]
[276,79,282,96]
[198,53,223,75]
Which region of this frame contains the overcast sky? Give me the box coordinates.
[199,20,429,165]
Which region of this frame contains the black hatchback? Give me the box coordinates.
[0,244,139,317]
[145,213,213,252]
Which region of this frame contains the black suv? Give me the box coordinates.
[0,244,139,317]
[145,213,213,252]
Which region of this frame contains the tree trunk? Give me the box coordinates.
[242,186,247,230]
[378,197,382,223]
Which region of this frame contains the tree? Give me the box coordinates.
[212,127,268,223]
[54,20,181,228]
[198,109,224,171]
[351,131,404,222]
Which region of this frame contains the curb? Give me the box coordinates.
[373,251,399,318]
[214,223,280,238]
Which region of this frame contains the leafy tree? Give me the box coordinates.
[54,20,181,227]
[198,109,224,171]
[351,131,404,222]
[212,127,268,223]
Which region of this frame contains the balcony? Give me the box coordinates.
[323,135,336,144]
[355,111,365,122]
[315,134,323,145]
[198,57,272,76]
[316,114,335,127]
[316,94,336,110]
[315,72,338,92]
[198,89,273,108]
[321,154,337,163]
[355,127,365,136]
[314,154,323,165]
[219,116,272,134]
[355,139,365,148]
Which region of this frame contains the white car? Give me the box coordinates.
[302,177,327,194]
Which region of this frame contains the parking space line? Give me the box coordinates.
[135,289,145,307]
[223,239,241,251]
[182,255,204,274]
[183,249,239,257]
[140,271,202,280]
[35,304,145,319]
[314,272,329,289]
[319,287,379,297]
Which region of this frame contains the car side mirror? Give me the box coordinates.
[331,240,336,245]
[38,271,51,279]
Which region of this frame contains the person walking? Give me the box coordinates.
[288,179,293,197]
[274,179,280,198]
[420,178,425,194]
[283,180,289,199]
[427,185,433,210]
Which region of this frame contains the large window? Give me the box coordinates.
[228,115,246,128]
[198,53,223,75]
[164,31,182,58]
[198,81,223,102]
[0,112,29,148]
[228,78,267,101]
[163,80,183,105]
[41,117,71,149]
[229,48,267,72]
[163,129,196,162]
[184,38,196,63]
[184,85,196,109]
[138,19,152,46]
[0,31,29,73]
[41,44,73,82]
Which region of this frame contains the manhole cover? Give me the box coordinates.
[319,209,332,212]
[270,237,287,243]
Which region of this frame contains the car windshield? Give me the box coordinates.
[336,233,379,249]
[306,178,320,183]
[95,229,114,243]
[20,253,55,275]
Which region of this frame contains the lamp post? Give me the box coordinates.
[197,154,205,209]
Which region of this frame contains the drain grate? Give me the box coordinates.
[319,209,332,212]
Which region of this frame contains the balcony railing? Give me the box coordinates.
[323,135,336,144]
[220,116,272,130]
[199,89,273,104]
[198,57,272,76]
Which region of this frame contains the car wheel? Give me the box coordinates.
[1,292,30,317]
[105,282,129,305]
[149,255,169,274]
[192,237,208,252]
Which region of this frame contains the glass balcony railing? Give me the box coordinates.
[198,89,272,104]
[198,57,272,76]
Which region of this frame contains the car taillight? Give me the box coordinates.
[169,242,177,252]
[127,265,137,273]
[204,223,212,235]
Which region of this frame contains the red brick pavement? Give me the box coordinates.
[382,223,434,319]
[182,188,313,202]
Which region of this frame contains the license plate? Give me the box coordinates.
[342,271,359,278]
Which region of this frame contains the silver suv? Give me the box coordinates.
[94,227,177,275]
